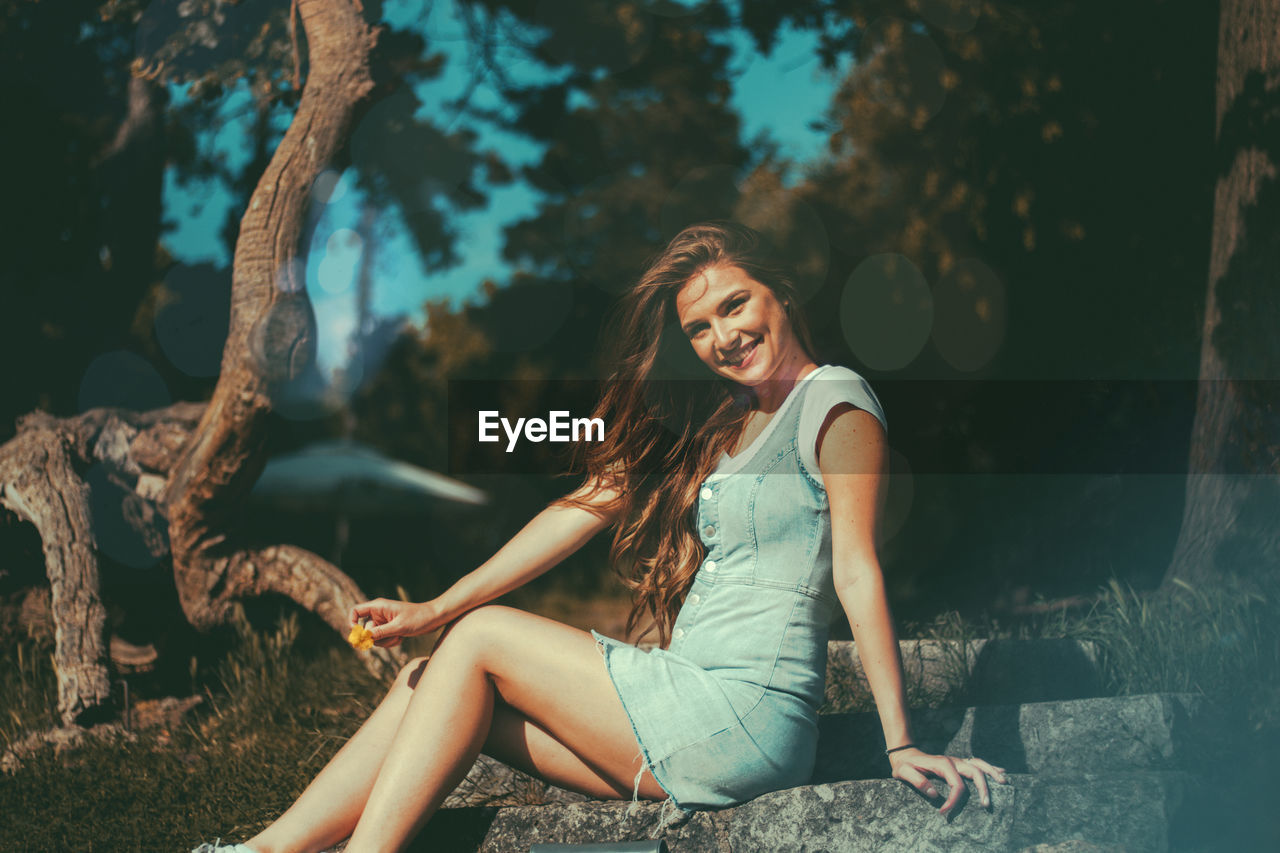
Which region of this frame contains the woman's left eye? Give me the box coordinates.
[728,298,746,313]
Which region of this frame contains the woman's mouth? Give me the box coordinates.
[722,338,760,368]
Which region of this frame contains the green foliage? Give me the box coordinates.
[932,575,1280,723]
[1069,578,1280,725]
[199,614,386,738]
[350,2,763,598]
[0,617,382,851]
[797,0,1215,380]
[822,579,1280,722]
[0,0,502,443]
[0,0,169,441]
[352,1,1223,619]
[0,630,60,744]
[207,613,303,732]
[905,608,985,708]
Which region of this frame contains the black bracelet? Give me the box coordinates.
[885,743,917,756]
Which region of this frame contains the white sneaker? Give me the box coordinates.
[191,841,258,853]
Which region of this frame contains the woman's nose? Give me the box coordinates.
[711,319,738,351]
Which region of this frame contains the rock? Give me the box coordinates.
[1017,840,1126,852]
[824,639,1102,711]
[444,754,588,809]
[477,801,723,853]
[424,772,1200,853]
[814,693,1215,781]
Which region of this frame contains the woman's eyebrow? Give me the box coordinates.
[681,289,750,335]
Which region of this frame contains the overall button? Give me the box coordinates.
[704,560,717,572]
[688,593,700,605]
[703,525,716,538]
[700,487,713,500]
[672,628,685,640]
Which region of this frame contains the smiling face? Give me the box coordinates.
[674,264,812,389]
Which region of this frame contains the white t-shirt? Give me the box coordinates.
[709,364,887,481]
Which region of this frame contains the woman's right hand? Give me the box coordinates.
[350,598,449,648]
[888,747,1007,815]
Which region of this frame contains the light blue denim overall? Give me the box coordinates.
[592,365,887,827]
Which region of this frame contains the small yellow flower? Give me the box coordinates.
[348,621,375,652]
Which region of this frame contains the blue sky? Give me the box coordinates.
[161,1,850,377]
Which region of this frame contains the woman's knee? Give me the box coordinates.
[434,604,521,662]
[389,607,514,691]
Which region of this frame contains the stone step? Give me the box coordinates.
[420,770,1206,853]
[353,692,1225,851]
[433,693,1216,812]
[633,638,1103,709]
[814,692,1217,782]
[823,638,1103,710]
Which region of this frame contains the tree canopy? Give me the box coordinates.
[0,0,1248,647]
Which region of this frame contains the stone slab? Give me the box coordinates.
[728,773,1194,853]
[476,802,724,853]
[443,754,587,809]
[824,638,1102,710]
[814,692,1215,782]
[438,693,1216,812]
[428,771,1200,853]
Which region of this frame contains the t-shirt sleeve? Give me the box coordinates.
[798,366,888,480]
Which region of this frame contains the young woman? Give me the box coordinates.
[195,221,1005,853]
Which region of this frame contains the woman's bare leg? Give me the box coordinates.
[243,607,664,853]
[243,657,432,853]
[482,699,657,800]
[345,605,667,853]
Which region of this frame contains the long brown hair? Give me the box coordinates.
[556,221,818,647]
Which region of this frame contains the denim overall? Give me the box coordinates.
[592,365,887,828]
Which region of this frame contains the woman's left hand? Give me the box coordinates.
[888,748,1008,815]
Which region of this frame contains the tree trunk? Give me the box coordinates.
[0,405,204,724]
[0,0,405,727]
[158,0,400,677]
[1163,0,1280,590]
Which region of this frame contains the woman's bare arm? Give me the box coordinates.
[433,476,623,620]
[820,405,1005,814]
[820,406,913,750]
[352,474,623,643]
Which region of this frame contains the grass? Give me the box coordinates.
[3,576,1279,850]
[821,576,1280,721]
[1068,576,1280,728]
[819,610,986,714]
[2,628,60,738]
[0,614,385,852]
